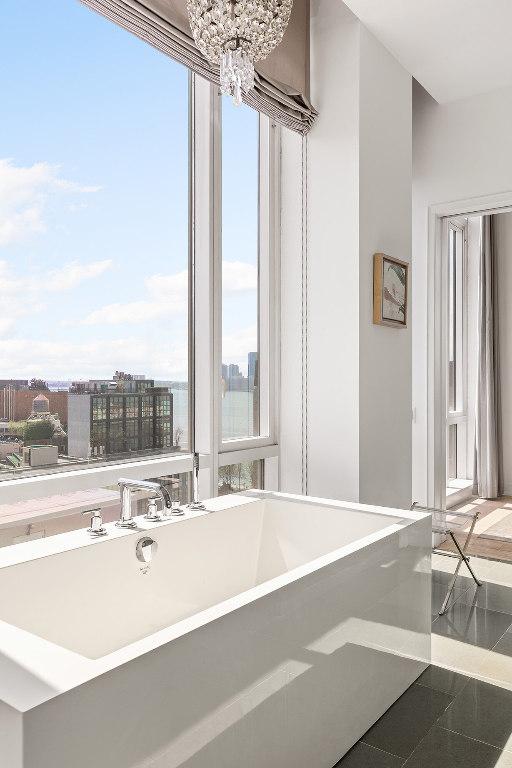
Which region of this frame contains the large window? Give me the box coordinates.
[0,2,279,543]
[219,97,276,450]
[0,0,189,480]
[221,97,260,441]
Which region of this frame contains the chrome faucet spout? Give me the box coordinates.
[117,478,173,527]
[159,484,173,509]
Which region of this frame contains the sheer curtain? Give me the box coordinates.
[473,215,503,499]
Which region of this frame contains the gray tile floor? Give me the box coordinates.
[334,561,512,767]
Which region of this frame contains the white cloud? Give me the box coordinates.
[223,261,257,293]
[82,261,256,328]
[0,336,188,382]
[222,324,257,372]
[0,259,113,338]
[47,260,112,292]
[54,179,102,194]
[83,270,188,325]
[0,158,101,247]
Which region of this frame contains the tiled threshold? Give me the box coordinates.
[438,497,512,563]
[335,553,512,767]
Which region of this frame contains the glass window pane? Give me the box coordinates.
[221,96,260,441]
[0,1,189,482]
[0,473,191,548]
[218,460,263,496]
[447,424,458,481]
[454,228,465,412]
[448,229,456,411]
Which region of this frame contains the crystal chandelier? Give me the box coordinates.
[187,0,293,106]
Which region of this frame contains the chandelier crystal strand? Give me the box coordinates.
[188,0,293,106]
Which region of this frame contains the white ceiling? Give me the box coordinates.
[342,0,512,103]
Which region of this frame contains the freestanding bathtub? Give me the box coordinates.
[0,491,431,768]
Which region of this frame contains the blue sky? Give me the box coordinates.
[0,0,258,382]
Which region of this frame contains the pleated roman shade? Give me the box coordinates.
[80,0,317,133]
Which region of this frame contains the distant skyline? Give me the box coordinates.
[0,0,258,381]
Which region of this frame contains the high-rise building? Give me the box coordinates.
[248,352,258,388]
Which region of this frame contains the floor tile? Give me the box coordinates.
[361,684,453,759]
[431,564,473,591]
[458,580,512,616]
[335,742,404,767]
[415,664,470,697]
[402,726,512,768]
[480,511,512,540]
[475,644,512,691]
[493,628,512,656]
[431,630,492,677]
[484,559,512,588]
[438,536,510,559]
[431,580,469,617]
[433,602,512,649]
[432,553,498,584]
[439,677,512,751]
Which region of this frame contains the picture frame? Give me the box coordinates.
[373,253,409,328]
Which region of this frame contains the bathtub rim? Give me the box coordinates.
[0,491,431,714]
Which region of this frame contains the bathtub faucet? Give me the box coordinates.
[117,478,173,527]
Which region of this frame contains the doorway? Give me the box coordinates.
[431,198,512,562]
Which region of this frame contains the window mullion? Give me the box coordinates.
[191,76,220,498]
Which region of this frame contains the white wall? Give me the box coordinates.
[413,81,512,503]
[358,26,412,507]
[280,0,412,509]
[495,212,512,494]
[307,0,361,502]
[279,128,304,495]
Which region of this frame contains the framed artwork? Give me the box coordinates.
[373,253,408,328]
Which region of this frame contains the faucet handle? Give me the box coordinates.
[82,508,108,537]
[145,498,163,522]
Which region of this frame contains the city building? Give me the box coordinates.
[70,374,153,395]
[67,387,173,459]
[25,394,67,451]
[247,352,258,388]
[0,380,28,390]
[0,387,68,424]
[223,363,249,392]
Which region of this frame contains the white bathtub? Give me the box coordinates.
[0,491,431,768]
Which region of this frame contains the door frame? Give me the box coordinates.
[427,190,512,510]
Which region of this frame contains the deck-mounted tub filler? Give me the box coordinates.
[0,491,431,768]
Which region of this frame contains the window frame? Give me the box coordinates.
[192,77,280,500]
[215,90,280,455]
[446,217,469,482]
[0,73,280,515]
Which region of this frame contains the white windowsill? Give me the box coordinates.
[446,477,474,508]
